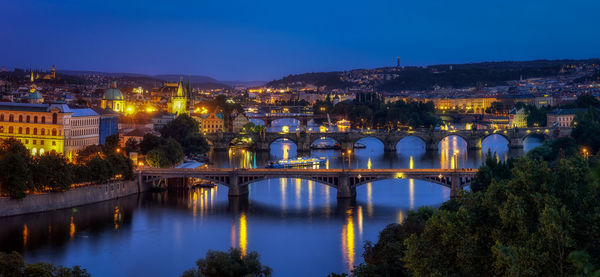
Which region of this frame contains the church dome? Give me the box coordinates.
[102,88,124,100]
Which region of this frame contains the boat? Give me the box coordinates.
[354,142,366,149]
[265,157,327,168]
[311,142,341,150]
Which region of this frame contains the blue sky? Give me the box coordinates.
[1,0,599,81]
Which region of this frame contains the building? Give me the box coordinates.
[546,108,586,127]
[168,79,188,115]
[152,112,176,131]
[27,88,44,104]
[231,113,250,133]
[101,82,125,113]
[508,108,527,128]
[91,107,119,144]
[0,103,99,160]
[67,108,100,155]
[196,112,224,133]
[431,97,497,114]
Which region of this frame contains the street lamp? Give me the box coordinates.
[582,148,589,160]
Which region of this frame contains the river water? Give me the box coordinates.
[0,121,543,276]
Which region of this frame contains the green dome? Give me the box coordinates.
[28,90,43,99]
[103,88,124,100]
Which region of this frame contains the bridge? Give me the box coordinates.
[137,168,478,199]
[205,127,571,153]
[247,113,343,128]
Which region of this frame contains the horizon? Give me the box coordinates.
[5,56,599,83]
[2,0,600,81]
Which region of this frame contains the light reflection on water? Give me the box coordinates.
[0,126,543,277]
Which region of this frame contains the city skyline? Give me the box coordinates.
[2,0,600,81]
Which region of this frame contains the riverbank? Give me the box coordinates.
[0,180,152,217]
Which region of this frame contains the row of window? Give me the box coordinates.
[21,138,57,146]
[71,128,99,137]
[0,113,58,124]
[0,126,60,136]
[66,138,97,147]
[72,118,99,126]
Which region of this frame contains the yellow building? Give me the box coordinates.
[101,82,125,112]
[0,103,99,160]
[509,108,527,128]
[432,97,497,114]
[168,80,188,115]
[196,112,224,133]
[231,113,249,133]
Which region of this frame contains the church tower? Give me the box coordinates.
[169,78,188,115]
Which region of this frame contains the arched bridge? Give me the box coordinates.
[137,168,477,199]
[205,127,571,152]
[247,113,343,128]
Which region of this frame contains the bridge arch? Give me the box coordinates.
[310,136,341,148]
[238,176,339,189]
[352,136,385,150]
[481,133,510,151]
[396,135,427,153]
[350,174,473,189]
[437,134,469,150]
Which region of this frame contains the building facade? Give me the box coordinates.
[231,113,249,133]
[509,108,527,128]
[546,108,585,127]
[0,103,99,160]
[91,107,119,144]
[196,112,224,133]
[101,82,125,113]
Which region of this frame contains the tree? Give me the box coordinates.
[0,251,90,277]
[160,114,209,155]
[86,155,113,183]
[571,108,600,154]
[146,138,184,168]
[124,138,140,154]
[140,133,164,154]
[33,152,73,192]
[352,207,435,277]
[181,248,272,277]
[76,144,103,163]
[104,134,120,154]
[471,150,513,192]
[0,151,32,199]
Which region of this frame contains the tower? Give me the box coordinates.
[169,77,188,115]
[51,65,56,79]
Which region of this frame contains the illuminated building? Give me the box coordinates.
[546,108,586,127]
[27,87,44,104]
[0,103,99,159]
[196,112,224,133]
[101,82,125,113]
[168,79,188,115]
[432,97,496,114]
[231,113,249,133]
[508,107,527,128]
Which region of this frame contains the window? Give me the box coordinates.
[9,115,13,122]
[40,128,44,135]
[33,140,36,145]
[9,126,13,133]
[0,114,3,121]
[52,129,57,136]
[41,116,45,124]
[26,115,30,123]
[52,113,57,124]
[18,127,22,134]
[19,115,23,122]
[34,116,38,123]
[0,126,3,133]
[25,128,29,134]
[40,140,44,145]
[52,141,56,146]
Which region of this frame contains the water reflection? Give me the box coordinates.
[0,133,546,276]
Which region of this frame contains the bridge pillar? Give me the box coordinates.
[264,119,272,128]
[509,137,524,149]
[450,173,462,198]
[467,137,482,150]
[340,141,353,153]
[426,141,439,151]
[383,142,396,152]
[337,174,356,199]
[297,133,311,154]
[228,174,249,197]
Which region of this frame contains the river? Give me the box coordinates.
[0,121,543,276]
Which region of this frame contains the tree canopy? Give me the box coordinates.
[181,248,272,277]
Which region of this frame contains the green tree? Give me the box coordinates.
[160,114,209,155]
[33,152,73,192]
[471,150,513,192]
[104,134,120,154]
[352,207,435,277]
[139,133,164,155]
[86,155,113,183]
[181,248,272,277]
[0,151,32,199]
[146,138,185,168]
[124,138,140,154]
[571,108,600,154]
[0,251,90,277]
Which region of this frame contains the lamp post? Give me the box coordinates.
[582,148,589,160]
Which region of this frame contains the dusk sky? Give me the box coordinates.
[1,0,599,81]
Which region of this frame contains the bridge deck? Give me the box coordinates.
[138,168,477,174]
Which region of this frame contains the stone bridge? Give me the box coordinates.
[247,113,343,128]
[138,168,477,199]
[205,127,571,153]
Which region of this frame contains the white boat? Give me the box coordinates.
[265,157,327,168]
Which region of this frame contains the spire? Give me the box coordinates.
[176,77,184,97]
[186,77,192,98]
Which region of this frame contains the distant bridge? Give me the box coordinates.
[137,168,478,199]
[205,127,571,152]
[247,113,343,128]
